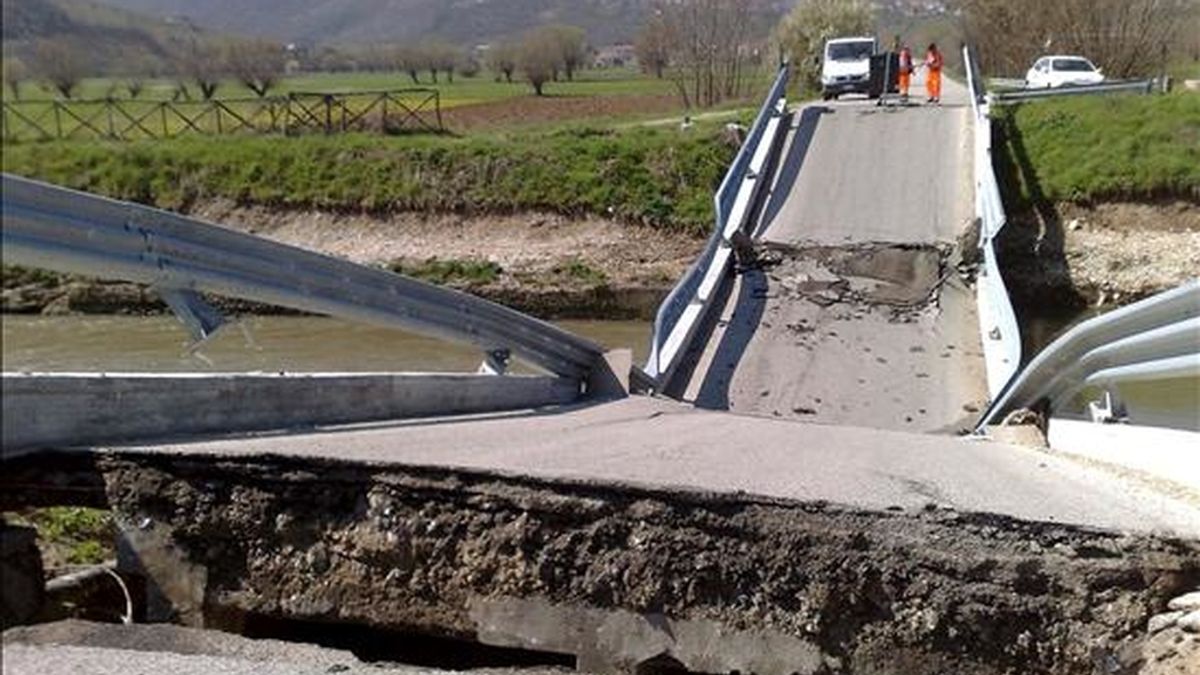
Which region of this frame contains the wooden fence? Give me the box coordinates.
[1,89,443,143]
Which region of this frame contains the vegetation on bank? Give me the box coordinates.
[994,93,1200,205]
[1,125,735,232]
[5,507,115,567]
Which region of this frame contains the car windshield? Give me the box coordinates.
[1053,58,1095,72]
[828,42,874,61]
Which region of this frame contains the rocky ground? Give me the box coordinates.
[1,205,703,321]
[80,452,1200,674]
[999,201,1199,310]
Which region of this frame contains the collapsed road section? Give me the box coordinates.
[678,240,987,433]
[14,449,1197,674]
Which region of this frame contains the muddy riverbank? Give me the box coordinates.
[997,200,1199,310]
[2,205,704,321]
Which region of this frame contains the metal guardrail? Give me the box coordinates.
[963,45,1022,399]
[990,79,1155,104]
[1,174,604,381]
[644,64,791,389]
[979,281,1200,427]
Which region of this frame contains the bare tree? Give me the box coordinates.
[2,57,28,100]
[424,41,462,83]
[487,41,519,82]
[519,29,561,96]
[175,40,226,100]
[654,0,754,108]
[957,0,1189,78]
[394,45,424,84]
[547,25,588,81]
[31,38,88,99]
[775,0,874,91]
[116,54,156,99]
[635,11,672,78]
[227,40,286,97]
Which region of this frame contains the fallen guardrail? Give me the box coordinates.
[990,79,1155,104]
[645,64,790,391]
[978,281,1200,429]
[963,45,1022,399]
[1,174,605,382]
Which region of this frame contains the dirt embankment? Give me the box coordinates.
[96,453,1200,675]
[998,201,1199,310]
[1,204,704,321]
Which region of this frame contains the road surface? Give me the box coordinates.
[679,78,987,432]
[108,397,1200,537]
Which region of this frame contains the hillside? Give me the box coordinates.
[91,0,789,46]
[2,0,205,74]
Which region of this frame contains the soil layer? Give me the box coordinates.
[998,200,1198,310]
[95,452,1200,674]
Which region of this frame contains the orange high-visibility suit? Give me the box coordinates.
[898,47,914,98]
[925,46,944,103]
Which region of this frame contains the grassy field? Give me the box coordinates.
[994,92,1200,205]
[6,67,679,108]
[1,122,737,232]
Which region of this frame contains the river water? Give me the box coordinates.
[1,316,651,374]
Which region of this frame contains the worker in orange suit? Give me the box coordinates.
[924,43,944,104]
[897,43,914,101]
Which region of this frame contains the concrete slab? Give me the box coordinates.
[684,77,986,431]
[760,78,973,246]
[108,397,1200,537]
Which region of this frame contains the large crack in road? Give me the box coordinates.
[682,241,987,433]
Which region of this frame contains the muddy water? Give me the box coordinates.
[1,316,650,374]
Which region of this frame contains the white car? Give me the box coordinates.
[1024,56,1105,89]
[821,36,877,100]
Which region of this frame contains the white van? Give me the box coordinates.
[820,36,877,100]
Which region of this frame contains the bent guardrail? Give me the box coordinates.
[978,281,1200,429]
[645,64,791,390]
[1,174,605,381]
[990,79,1155,105]
[963,45,1022,399]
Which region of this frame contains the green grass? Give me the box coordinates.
[1,124,734,231]
[389,258,503,287]
[994,92,1200,204]
[18,507,115,566]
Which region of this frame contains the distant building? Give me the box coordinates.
[593,44,636,69]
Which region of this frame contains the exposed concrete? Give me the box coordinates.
[684,242,988,432]
[472,597,825,673]
[1,372,579,454]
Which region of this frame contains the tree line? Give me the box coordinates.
[0,24,591,101]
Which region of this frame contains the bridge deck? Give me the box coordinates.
[103,397,1200,537]
[681,79,988,432]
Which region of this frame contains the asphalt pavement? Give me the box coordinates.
[110,396,1200,537]
[681,76,987,431]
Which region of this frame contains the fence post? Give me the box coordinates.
[161,103,168,138]
[435,91,443,131]
[53,103,63,139]
[106,99,117,139]
[215,103,223,134]
[324,95,333,134]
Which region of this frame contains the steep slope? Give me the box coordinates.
[2,0,205,73]
[92,0,786,46]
